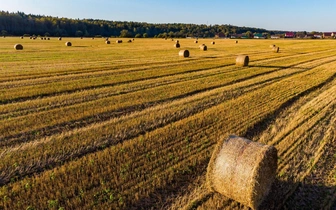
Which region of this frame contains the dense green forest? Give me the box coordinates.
[0,11,284,38]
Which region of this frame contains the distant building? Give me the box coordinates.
[285,32,295,38]
[271,35,280,39]
[322,32,336,38]
[215,32,226,38]
[253,33,265,39]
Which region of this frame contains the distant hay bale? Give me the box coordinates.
[3,36,5,38]
[20,36,23,39]
[14,44,23,50]
[179,50,189,57]
[199,45,207,51]
[40,37,43,40]
[175,40,179,43]
[47,37,50,40]
[269,44,276,48]
[29,36,32,39]
[235,40,238,44]
[132,38,135,41]
[105,38,109,41]
[211,41,215,45]
[174,43,180,48]
[92,37,94,40]
[105,40,111,44]
[116,40,122,43]
[206,135,277,210]
[81,37,83,39]
[236,55,249,67]
[272,46,280,53]
[194,40,198,43]
[44,37,47,40]
[33,37,36,40]
[65,42,72,46]
[58,37,62,41]
[127,40,132,43]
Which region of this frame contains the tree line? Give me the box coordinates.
[0,11,285,38]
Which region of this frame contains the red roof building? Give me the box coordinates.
[285,32,295,38]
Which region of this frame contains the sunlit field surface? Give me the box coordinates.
[0,37,335,209]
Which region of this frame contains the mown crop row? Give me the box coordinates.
[1,55,335,209]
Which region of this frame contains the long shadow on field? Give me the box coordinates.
[259,179,335,210]
[249,65,307,70]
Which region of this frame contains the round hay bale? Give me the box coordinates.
[272,46,280,53]
[127,40,132,43]
[116,40,122,43]
[44,37,47,40]
[33,37,36,40]
[58,37,62,41]
[20,36,23,39]
[236,55,249,67]
[40,37,43,40]
[47,37,50,40]
[14,44,23,50]
[29,36,32,39]
[92,37,94,40]
[174,43,180,48]
[211,41,215,45]
[179,50,189,58]
[132,38,135,41]
[194,40,198,43]
[235,40,238,44]
[269,44,276,48]
[206,135,277,210]
[199,45,207,51]
[175,40,179,43]
[65,42,72,46]
[105,40,111,44]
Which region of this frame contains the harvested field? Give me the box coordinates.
[0,37,335,210]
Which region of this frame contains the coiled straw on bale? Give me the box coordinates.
[179,50,189,58]
[14,44,23,50]
[65,42,72,46]
[206,135,277,210]
[236,55,249,67]
[174,43,180,48]
[272,46,280,53]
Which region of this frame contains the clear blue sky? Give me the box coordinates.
[1,0,335,32]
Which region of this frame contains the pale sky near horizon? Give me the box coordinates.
[1,0,335,32]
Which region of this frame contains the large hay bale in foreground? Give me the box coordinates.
[65,42,72,46]
[14,44,23,50]
[272,46,280,53]
[116,40,122,43]
[105,40,111,44]
[199,45,207,51]
[207,135,277,210]
[236,55,249,67]
[179,50,189,57]
[174,43,180,48]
